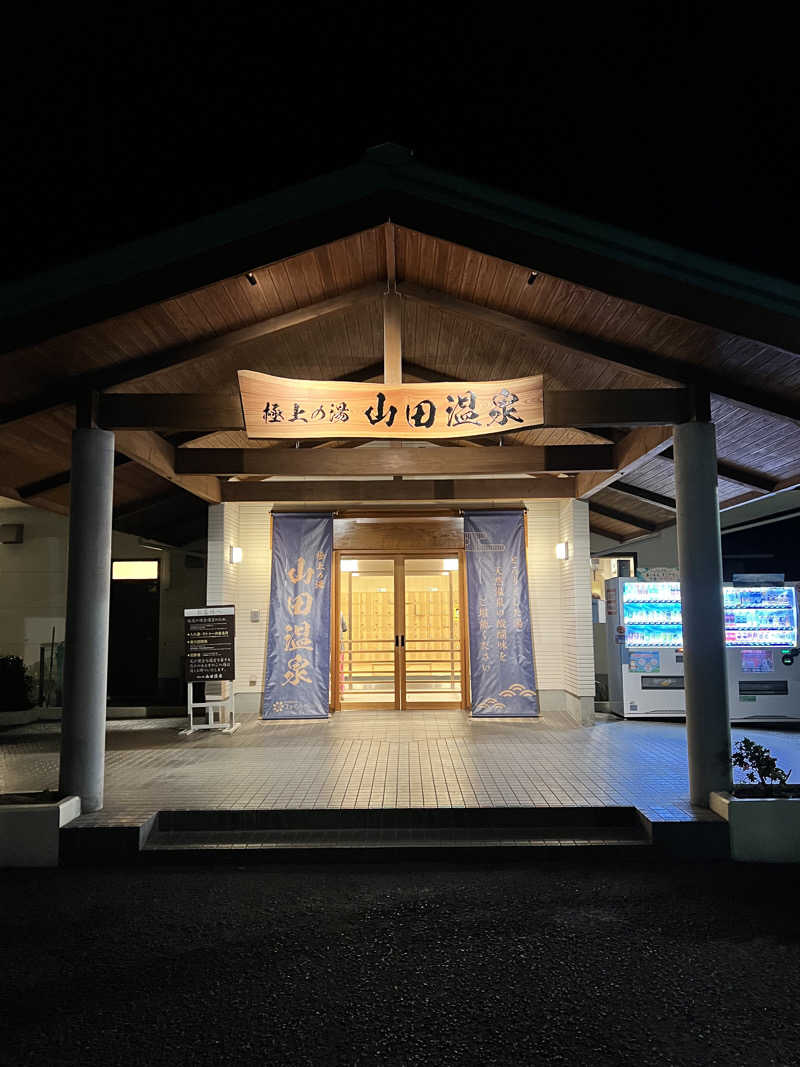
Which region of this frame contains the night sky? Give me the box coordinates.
[3,11,799,284]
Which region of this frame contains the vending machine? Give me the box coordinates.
[605,578,800,722]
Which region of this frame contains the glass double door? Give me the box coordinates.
[336,553,465,710]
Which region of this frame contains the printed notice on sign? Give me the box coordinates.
[184,605,235,682]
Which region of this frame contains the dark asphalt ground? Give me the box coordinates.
[2,855,799,1066]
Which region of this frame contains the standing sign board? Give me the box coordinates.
[184,606,235,680]
[182,606,238,734]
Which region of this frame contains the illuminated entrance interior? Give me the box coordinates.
[337,555,464,709]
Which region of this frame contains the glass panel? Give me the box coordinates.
[404,557,462,706]
[339,559,396,707]
[621,580,799,649]
[111,560,159,581]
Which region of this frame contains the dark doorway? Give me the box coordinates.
[108,561,160,703]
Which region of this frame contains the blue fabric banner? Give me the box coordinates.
[262,513,333,719]
[464,510,539,717]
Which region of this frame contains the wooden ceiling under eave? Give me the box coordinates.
[2,222,800,538]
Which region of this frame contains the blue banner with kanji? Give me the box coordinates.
[464,510,539,717]
[262,513,332,719]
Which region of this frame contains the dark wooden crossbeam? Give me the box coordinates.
[93,385,688,433]
[221,477,576,503]
[612,482,677,512]
[98,394,244,431]
[660,447,775,492]
[542,388,690,427]
[177,444,614,478]
[588,501,658,532]
[590,525,625,543]
[17,453,130,499]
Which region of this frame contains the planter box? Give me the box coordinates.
[710,791,800,863]
[0,707,40,727]
[0,794,81,867]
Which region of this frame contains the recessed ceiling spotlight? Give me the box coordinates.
[527,271,539,285]
[246,272,257,286]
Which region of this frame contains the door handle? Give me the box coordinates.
[400,635,405,647]
[395,635,399,647]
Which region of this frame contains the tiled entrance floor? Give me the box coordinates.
[3,709,799,830]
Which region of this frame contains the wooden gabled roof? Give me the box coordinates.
[2,146,800,545]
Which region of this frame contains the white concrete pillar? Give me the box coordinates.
[59,428,115,811]
[674,420,732,805]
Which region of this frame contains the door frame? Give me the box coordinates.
[332,549,469,711]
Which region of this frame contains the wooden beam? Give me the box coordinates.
[221,476,576,503]
[660,447,775,493]
[588,501,657,532]
[590,525,624,543]
[773,470,800,493]
[612,481,677,512]
[385,221,397,288]
[543,388,690,427]
[383,293,403,385]
[400,282,800,424]
[17,453,131,499]
[576,427,673,498]
[719,491,766,511]
[98,394,244,431]
[96,384,692,433]
[115,431,221,503]
[0,283,384,428]
[334,359,450,383]
[383,222,402,384]
[0,483,69,516]
[176,444,614,478]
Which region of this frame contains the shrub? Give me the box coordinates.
[0,655,35,711]
[731,737,791,790]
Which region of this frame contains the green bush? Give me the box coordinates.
[0,655,35,711]
[731,737,791,790]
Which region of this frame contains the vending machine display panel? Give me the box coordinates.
[620,582,798,649]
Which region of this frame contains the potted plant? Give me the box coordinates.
[0,655,35,713]
[710,738,800,862]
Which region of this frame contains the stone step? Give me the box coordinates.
[140,806,650,860]
[61,806,729,864]
[153,804,645,834]
[141,825,649,861]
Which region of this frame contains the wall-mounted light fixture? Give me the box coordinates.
[230,545,243,564]
[555,541,570,561]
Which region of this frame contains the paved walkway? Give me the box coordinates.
[3,709,800,829]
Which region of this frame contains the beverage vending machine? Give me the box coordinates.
[605,578,800,722]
